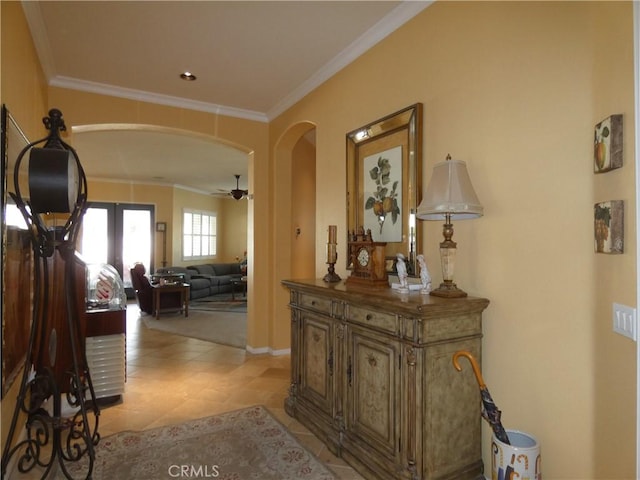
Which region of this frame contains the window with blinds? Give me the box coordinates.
[183,210,216,259]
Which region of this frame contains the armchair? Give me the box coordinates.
[130,263,182,315]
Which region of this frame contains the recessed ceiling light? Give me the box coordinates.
[180,71,197,81]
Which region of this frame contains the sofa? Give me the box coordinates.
[156,263,244,300]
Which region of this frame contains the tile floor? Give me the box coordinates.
[94,303,365,480]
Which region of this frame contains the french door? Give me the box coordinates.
[80,202,155,294]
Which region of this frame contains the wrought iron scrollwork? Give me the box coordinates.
[1,109,99,480]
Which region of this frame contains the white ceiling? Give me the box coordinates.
[20,1,430,195]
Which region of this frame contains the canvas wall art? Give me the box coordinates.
[594,114,623,173]
[594,200,624,254]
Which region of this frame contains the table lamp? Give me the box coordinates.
[416,154,483,297]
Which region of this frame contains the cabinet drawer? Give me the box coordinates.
[299,292,333,315]
[347,305,397,334]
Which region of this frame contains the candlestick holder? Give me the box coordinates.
[323,226,341,282]
[323,242,341,283]
[323,261,341,283]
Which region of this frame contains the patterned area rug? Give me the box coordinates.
[67,406,337,480]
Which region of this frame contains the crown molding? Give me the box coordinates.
[85,175,216,197]
[21,1,55,81]
[266,1,433,120]
[22,0,431,123]
[49,76,269,123]
[22,0,268,122]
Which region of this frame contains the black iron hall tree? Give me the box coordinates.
[1,109,100,480]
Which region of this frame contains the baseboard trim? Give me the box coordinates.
[245,345,291,356]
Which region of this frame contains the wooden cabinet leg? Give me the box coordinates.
[154,289,160,319]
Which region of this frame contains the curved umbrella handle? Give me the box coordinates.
[452,351,486,389]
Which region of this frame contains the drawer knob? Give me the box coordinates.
[311,300,316,306]
[365,314,373,321]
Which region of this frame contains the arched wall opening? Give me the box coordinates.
[70,123,253,265]
[69,122,258,343]
[271,121,317,351]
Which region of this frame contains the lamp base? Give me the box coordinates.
[430,282,468,298]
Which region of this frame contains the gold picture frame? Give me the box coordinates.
[346,103,423,274]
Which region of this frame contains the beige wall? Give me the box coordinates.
[218,197,249,264]
[270,2,636,477]
[0,2,47,140]
[0,0,49,455]
[1,1,637,476]
[591,2,637,476]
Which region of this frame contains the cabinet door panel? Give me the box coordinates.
[299,312,334,415]
[423,340,482,478]
[346,326,400,458]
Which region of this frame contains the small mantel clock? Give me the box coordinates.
[346,228,388,288]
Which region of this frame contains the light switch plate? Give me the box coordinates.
[613,303,637,341]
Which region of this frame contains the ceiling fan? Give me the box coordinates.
[227,174,249,200]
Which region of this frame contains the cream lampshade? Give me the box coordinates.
[416,154,483,297]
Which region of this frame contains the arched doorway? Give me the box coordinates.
[291,129,317,280]
[70,124,252,271]
[271,122,317,351]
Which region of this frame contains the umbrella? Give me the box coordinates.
[452,350,510,445]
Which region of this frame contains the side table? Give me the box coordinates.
[151,272,185,285]
[152,283,190,319]
[231,276,247,301]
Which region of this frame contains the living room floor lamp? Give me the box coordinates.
[416,154,483,298]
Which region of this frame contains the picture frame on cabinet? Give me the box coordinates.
[594,114,623,173]
[346,104,423,275]
[594,200,624,254]
[385,256,397,274]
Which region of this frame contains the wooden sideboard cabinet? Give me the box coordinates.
[282,279,489,480]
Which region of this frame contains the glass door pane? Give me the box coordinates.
[121,208,151,289]
[82,206,111,265]
[79,202,154,295]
